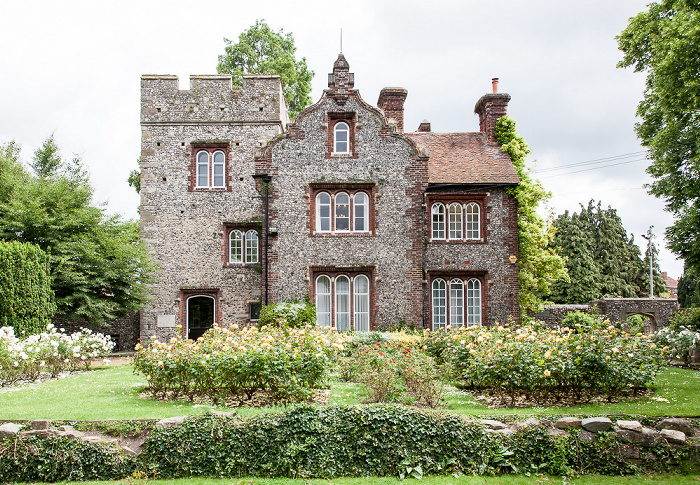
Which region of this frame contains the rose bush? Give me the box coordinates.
[654,326,700,366]
[132,323,350,404]
[422,313,665,404]
[0,324,114,386]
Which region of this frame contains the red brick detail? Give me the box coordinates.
[307,182,377,237]
[308,266,377,330]
[426,193,489,244]
[177,288,222,337]
[503,193,520,325]
[221,222,263,267]
[325,113,359,159]
[377,87,408,132]
[187,142,232,192]
[474,93,511,144]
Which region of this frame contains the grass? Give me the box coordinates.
[0,365,699,421]
[18,473,700,485]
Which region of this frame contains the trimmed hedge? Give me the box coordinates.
[0,240,55,335]
[257,300,315,328]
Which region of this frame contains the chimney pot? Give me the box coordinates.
[492,78,499,94]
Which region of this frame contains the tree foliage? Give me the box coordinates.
[0,240,55,335]
[678,263,700,308]
[0,139,154,325]
[217,19,314,120]
[617,1,700,274]
[494,116,568,315]
[549,200,652,303]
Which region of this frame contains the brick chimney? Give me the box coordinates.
[417,119,431,132]
[474,78,510,144]
[377,87,408,133]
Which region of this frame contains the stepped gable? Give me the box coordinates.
[406,131,519,185]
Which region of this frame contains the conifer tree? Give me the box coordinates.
[678,264,700,308]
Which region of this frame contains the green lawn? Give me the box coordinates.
[0,365,699,420]
[19,473,700,485]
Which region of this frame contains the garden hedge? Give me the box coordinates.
[1,406,695,482]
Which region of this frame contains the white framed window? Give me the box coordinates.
[316,192,332,232]
[432,277,482,329]
[449,279,464,327]
[334,192,350,232]
[432,279,447,329]
[196,151,209,188]
[334,121,349,154]
[335,275,351,331]
[314,190,371,234]
[245,230,259,263]
[353,275,370,332]
[431,203,446,240]
[193,147,227,190]
[353,192,368,232]
[465,202,480,240]
[316,275,332,327]
[467,278,482,326]
[229,230,243,263]
[212,150,225,188]
[448,203,463,240]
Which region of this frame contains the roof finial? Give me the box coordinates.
[340,28,343,53]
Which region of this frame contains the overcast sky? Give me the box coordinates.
[0,0,683,279]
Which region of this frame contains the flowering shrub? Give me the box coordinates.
[339,340,445,407]
[654,326,700,366]
[0,324,115,386]
[422,315,664,404]
[257,301,316,329]
[669,308,700,332]
[132,324,350,404]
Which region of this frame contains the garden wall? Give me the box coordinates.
[52,312,140,352]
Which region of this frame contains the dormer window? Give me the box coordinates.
[334,122,349,154]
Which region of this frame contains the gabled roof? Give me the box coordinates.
[406,131,519,185]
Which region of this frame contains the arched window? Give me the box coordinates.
[465,203,480,240]
[467,278,482,326]
[316,275,332,327]
[353,192,368,232]
[196,151,209,187]
[212,150,225,188]
[316,192,331,232]
[334,192,350,231]
[245,230,258,263]
[449,279,464,327]
[448,203,463,240]
[229,230,243,263]
[187,295,214,340]
[334,122,349,154]
[432,279,447,329]
[335,275,350,331]
[431,203,446,240]
[353,275,370,332]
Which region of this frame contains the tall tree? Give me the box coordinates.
[494,117,568,314]
[617,1,700,274]
[0,138,154,325]
[217,19,314,120]
[678,263,700,308]
[549,200,648,303]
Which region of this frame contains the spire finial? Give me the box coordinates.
[340,28,343,53]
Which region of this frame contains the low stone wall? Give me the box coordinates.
[51,312,140,352]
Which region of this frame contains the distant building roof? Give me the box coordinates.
[406,131,520,185]
[661,271,679,295]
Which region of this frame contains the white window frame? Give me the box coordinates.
[466,278,482,326]
[432,279,447,329]
[316,275,332,327]
[333,121,350,154]
[316,192,332,233]
[212,150,225,188]
[335,275,351,331]
[465,202,480,240]
[196,151,210,188]
[432,277,482,329]
[245,230,259,263]
[334,192,351,232]
[353,274,370,332]
[353,192,369,233]
[431,203,446,240]
[229,230,243,263]
[449,279,464,327]
[448,203,463,240]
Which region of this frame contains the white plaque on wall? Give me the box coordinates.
[157,314,176,328]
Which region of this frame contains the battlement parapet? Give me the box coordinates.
[141,74,289,126]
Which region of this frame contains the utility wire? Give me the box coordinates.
[537,157,648,179]
[532,151,648,174]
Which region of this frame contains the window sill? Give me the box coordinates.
[312,231,374,237]
[429,239,484,244]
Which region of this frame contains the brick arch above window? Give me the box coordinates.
[222,222,261,267]
[188,142,231,192]
[308,182,377,236]
[326,112,358,159]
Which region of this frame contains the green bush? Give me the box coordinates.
[0,435,135,482]
[257,300,315,328]
[669,308,700,332]
[0,240,55,335]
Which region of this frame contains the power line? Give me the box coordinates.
[531,151,648,174]
[537,157,648,179]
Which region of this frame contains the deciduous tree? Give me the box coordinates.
[217,19,314,120]
[617,1,700,274]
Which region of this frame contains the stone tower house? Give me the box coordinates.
[139,56,519,340]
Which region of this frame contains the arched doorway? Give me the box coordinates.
[187,295,215,340]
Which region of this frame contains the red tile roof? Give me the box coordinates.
[406,131,519,185]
